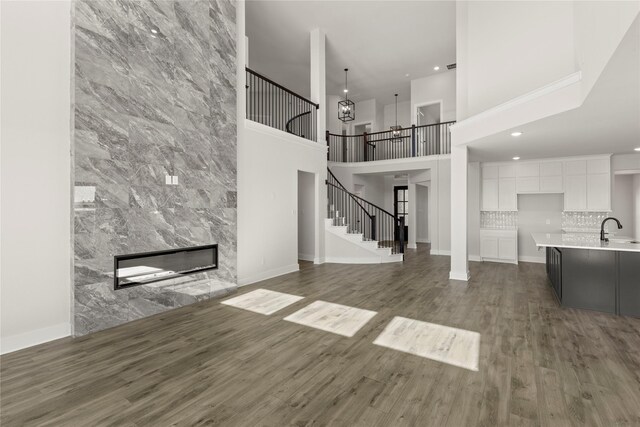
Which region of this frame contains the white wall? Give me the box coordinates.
[459,1,576,119]
[573,1,640,99]
[298,171,316,261]
[411,70,456,123]
[517,194,564,263]
[467,162,480,260]
[350,98,378,133]
[383,100,411,130]
[326,94,344,134]
[416,184,429,242]
[1,1,72,353]
[238,121,327,285]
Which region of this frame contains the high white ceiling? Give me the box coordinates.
[468,16,640,162]
[246,1,456,105]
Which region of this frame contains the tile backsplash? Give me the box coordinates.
[561,212,610,232]
[481,211,518,229]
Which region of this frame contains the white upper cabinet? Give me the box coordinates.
[564,160,587,175]
[562,155,610,212]
[482,179,499,211]
[517,163,539,177]
[515,161,563,193]
[499,164,517,178]
[586,173,610,211]
[539,161,563,177]
[482,165,516,211]
[499,178,517,211]
[482,155,610,213]
[564,175,587,211]
[516,162,540,193]
[587,158,610,174]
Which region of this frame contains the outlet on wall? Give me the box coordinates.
[164,175,179,185]
[546,219,551,225]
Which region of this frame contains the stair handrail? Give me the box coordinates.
[326,169,372,219]
[327,168,405,253]
[285,110,313,137]
[326,120,456,139]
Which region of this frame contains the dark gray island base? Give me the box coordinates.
[545,247,640,317]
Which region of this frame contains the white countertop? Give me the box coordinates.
[531,233,640,253]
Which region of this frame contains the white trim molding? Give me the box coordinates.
[449,270,470,281]
[1,323,71,355]
[238,264,300,287]
[518,256,546,264]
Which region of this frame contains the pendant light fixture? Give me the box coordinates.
[338,68,355,122]
[390,94,401,138]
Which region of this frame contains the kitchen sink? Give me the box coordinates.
[609,238,640,244]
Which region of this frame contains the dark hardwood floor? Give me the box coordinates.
[2,245,639,426]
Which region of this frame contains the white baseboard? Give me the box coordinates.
[324,256,384,264]
[416,239,430,243]
[449,270,470,281]
[431,249,451,256]
[298,253,314,262]
[469,255,482,262]
[1,322,71,355]
[407,243,417,249]
[238,263,300,287]
[518,256,545,264]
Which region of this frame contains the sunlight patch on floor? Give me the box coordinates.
[221,289,304,315]
[373,316,480,371]
[284,300,377,337]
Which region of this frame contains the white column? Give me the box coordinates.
[450,144,470,280]
[310,28,327,263]
[407,182,417,249]
[310,28,326,144]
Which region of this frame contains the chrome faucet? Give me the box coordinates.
[600,217,622,242]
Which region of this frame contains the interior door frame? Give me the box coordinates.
[394,185,409,241]
[414,100,443,126]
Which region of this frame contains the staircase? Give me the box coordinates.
[325,169,404,264]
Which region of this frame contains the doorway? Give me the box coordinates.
[297,171,315,262]
[416,102,441,126]
[353,122,372,135]
[416,184,429,244]
[394,185,409,241]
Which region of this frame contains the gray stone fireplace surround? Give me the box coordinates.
[73,0,237,335]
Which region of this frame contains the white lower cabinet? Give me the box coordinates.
[480,229,518,264]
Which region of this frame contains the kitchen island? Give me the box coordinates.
[532,233,640,318]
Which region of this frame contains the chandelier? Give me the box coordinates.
[338,68,355,122]
[390,94,401,138]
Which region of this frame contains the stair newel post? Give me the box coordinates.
[342,134,348,162]
[399,216,405,254]
[371,214,376,241]
[363,132,368,162]
[411,124,416,157]
[326,130,330,161]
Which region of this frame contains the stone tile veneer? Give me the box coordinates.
[73,0,237,335]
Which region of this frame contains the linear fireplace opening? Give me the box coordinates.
[114,244,218,290]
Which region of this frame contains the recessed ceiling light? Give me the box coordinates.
[343,89,348,93]
[512,156,520,160]
[433,66,440,71]
[151,28,158,34]
[405,73,410,77]
[511,131,523,137]
[635,147,640,151]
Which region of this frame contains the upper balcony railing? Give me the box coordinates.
[327,121,455,163]
[245,67,319,142]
